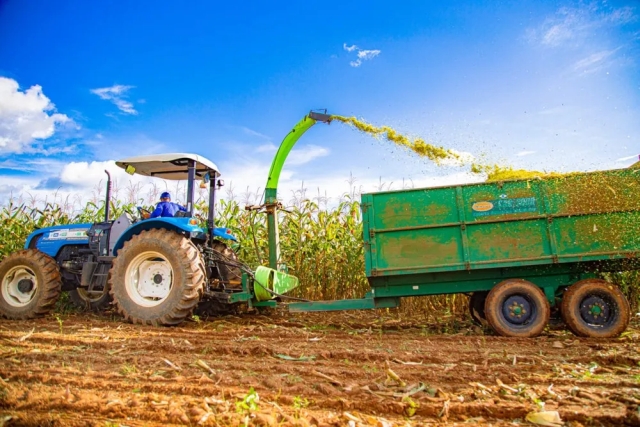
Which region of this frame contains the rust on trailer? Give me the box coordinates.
[363,166,640,278]
[377,232,460,270]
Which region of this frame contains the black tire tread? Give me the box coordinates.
[108,229,205,326]
[561,279,630,338]
[484,279,550,338]
[0,249,62,319]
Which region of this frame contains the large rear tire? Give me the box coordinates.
[561,279,630,338]
[0,249,62,319]
[485,279,550,338]
[109,229,205,326]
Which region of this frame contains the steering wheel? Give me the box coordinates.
[137,207,151,220]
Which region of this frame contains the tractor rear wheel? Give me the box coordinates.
[109,229,205,326]
[485,279,550,338]
[561,279,630,338]
[0,249,62,319]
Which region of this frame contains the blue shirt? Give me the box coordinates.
[149,201,188,218]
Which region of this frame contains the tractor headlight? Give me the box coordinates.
[190,231,205,239]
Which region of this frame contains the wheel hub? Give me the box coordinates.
[17,279,34,293]
[502,295,533,325]
[2,266,38,307]
[125,252,174,307]
[580,295,611,326]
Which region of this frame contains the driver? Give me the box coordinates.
[149,192,188,218]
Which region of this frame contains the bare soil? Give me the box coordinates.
[1,310,639,426]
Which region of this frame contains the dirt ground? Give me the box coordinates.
[0,309,639,427]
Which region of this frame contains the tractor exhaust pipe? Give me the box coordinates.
[104,170,112,222]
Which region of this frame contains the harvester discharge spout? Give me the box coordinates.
[250,110,333,302]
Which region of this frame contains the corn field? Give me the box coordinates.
[1,189,639,321]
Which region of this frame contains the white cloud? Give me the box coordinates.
[343,43,381,67]
[58,160,126,188]
[343,43,358,52]
[287,145,329,165]
[256,143,277,153]
[516,150,537,157]
[91,84,138,115]
[241,126,271,140]
[573,48,620,73]
[0,159,188,208]
[0,77,71,154]
[616,154,639,162]
[358,49,381,60]
[527,4,637,48]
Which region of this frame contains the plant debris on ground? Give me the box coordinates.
[0,311,639,426]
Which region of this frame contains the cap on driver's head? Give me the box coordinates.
[160,191,171,200]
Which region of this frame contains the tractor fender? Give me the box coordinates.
[24,224,92,258]
[112,217,205,256]
[212,227,237,241]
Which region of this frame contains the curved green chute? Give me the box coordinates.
[263,111,331,270]
[264,111,331,203]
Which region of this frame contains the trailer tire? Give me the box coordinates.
[0,249,62,319]
[469,291,488,325]
[561,279,630,338]
[485,279,550,338]
[69,284,112,312]
[109,229,205,326]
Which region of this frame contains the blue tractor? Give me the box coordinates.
[0,153,242,325]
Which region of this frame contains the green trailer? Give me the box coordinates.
[358,168,638,337]
[242,111,638,338]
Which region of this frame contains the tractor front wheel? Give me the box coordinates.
[561,279,630,338]
[485,279,550,338]
[0,249,62,319]
[109,229,205,326]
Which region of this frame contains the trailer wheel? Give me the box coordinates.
[0,249,62,319]
[469,291,488,325]
[109,229,205,326]
[485,279,550,338]
[561,279,630,338]
[69,284,112,312]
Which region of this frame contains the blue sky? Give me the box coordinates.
[1,0,639,208]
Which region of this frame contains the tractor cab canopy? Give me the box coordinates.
[115,153,220,180]
[115,153,222,223]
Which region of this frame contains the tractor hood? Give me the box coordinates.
[116,153,220,180]
[24,223,92,258]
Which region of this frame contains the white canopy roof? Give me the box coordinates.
[115,153,219,180]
